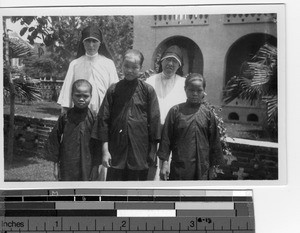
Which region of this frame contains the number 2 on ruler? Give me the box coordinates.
[121,221,126,228]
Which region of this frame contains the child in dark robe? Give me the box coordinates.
[47,79,101,181]
[95,49,161,181]
[157,73,225,180]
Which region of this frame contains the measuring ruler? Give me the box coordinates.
[0,189,255,233]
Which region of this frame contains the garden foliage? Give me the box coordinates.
[10,16,134,79]
[223,43,278,138]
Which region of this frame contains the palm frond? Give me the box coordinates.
[13,78,42,102]
[254,43,277,61]
[223,76,266,104]
[4,77,42,102]
[224,43,277,104]
[223,76,243,104]
[8,32,35,58]
[262,95,278,126]
[247,62,271,86]
[223,42,278,136]
[3,33,41,103]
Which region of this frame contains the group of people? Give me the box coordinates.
[47,26,224,182]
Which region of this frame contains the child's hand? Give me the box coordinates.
[102,151,112,168]
[89,166,99,181]
[160,160,170,180]
[209,165,223,180]
[147,142,157,166]
[53,162,59,180]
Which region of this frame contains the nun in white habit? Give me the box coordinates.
[58,25,119,113]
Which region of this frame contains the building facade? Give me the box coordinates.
[133,14,277,124]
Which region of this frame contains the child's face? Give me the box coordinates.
[122,55,142,81]
[83,38,100,56]
[72,85,92,109]
[185,79,205,104]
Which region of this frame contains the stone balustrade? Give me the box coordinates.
[153,14,209,27]
[224,13,277,24]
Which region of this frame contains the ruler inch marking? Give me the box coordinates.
[129,217,131,231]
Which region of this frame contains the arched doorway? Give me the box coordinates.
[152,36,203,76]
[224,33,277,86]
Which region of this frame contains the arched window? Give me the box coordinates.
[153,36,203,75]
[247,113,259,122]
[228,112,239,121]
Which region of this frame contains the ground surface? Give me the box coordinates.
[4,101,61,119]
[4,154,56,182]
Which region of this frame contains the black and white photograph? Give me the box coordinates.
[2,1,300,233]
[1,5,285,186]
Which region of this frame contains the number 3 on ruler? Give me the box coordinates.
[190,220,195,228]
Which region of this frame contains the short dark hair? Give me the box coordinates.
[124,49,144,66]
[185,73,206,89]
[72,79,93,95]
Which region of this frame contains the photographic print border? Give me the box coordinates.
[0,3,286,189]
